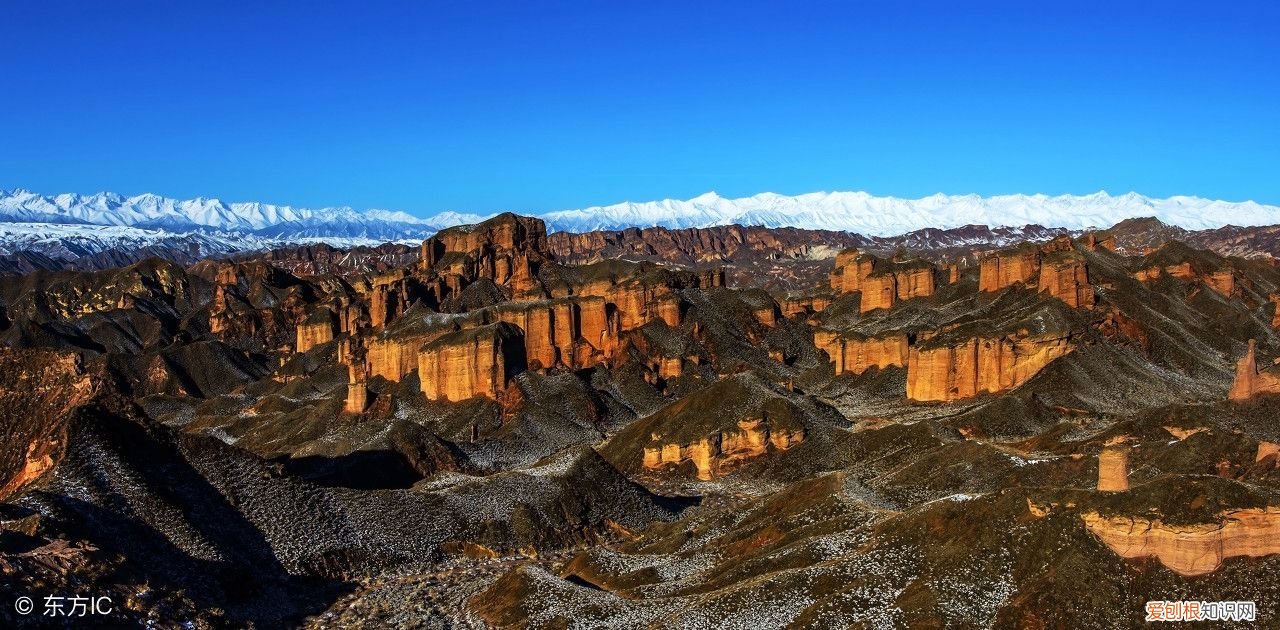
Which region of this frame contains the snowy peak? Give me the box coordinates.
[1,188,1278,270]
[0,189,488,239]
[536,190,1280,236]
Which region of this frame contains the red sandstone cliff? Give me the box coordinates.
[1228,339,1280,401]
[978,245,1041,293]
[829,250,936,312]
[420,213,549,299]
[1083,508,1280,576]
[1037,251,1095,308]
[815,330,909,375]
[417,322,527,402]
[905,331,1073,401]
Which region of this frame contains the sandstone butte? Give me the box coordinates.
[979,245,1041,293]
[975,235,1097,303]
[1083,231,1117,253]
[904,331,1073,402]
[295,307,337,354]
[641,417,806,481]
[419,212,546,299]
[344,362,370,414]
[268,212,732,406]
[828,250,876,294]
[813,331,909,375]
[1097,444,1130,492]
[1082,508,1280,576]
[1227,339,1280,401]
[1037,251,1096,308]
[1132,260,1239,298]
[417,322,527,402]
[828,251,938,313]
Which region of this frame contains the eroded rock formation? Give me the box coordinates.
[1228,339,1280,401]
[1097,444,1130,492]
[1084,231,1117,252]
[1205,269,1236,297]
[417,323,527,402]
[296,308,337,353]
[1083,508,1280,576]
[420,213,547,299]
[0,349,97,501]
[979,246,1040,293]
[830,250,876,293]
[1037,251,1095,308]
[641,417,805,480]
[905,331,1073,401]
[345,363,370,414]
[815,331,909,375]
[829,250,936,312]
[490,297,615,370]
[1133,261,1194,283]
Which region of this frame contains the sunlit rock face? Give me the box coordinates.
[1097,444,1131,492]
[0,349,96,501]
[1083,508,1280,576]
[419,212,548,299]
[490,297,615,371]
[368,270,415,329]
[905,331,1073,402]
[1133,261,1195,283]
[829,249,936,313]
[829,250,876,294]
[344,363,369,414]
[1037,251,1095,308]
[979,246,1041,293]
[1272,293,1280,328]
[1083,231,1117,252]
[295,307,337,353]
[1228,339,1280,401]
[417,322,527,402]
[641,416,806,481]
[815,330,909,375]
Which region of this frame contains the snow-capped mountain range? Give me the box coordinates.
[539,191,1280,235]
[2,188,1278,269]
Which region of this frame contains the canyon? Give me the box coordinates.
[2,212,1280,628]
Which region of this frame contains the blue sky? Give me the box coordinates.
[2,1,1277,215]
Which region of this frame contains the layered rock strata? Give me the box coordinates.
[1083,508,1280,576]
[420,213,547,299]
[1037,251,1095,308]
[979,246,1041,293]
[829,251,876,293]
[815,331,909,375]
[417,323,527,402]
[295,308,336,353]
[830,250,935,312]
[905,331,1073,401]
[1097,445,1130,492]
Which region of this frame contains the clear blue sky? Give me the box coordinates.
[2,1,1277,215]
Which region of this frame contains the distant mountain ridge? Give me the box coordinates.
[0,188,484,239]
[2,188,1279,273]
[537,190,1280,235]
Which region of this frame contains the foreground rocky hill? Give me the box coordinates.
[1,212,1279,628]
